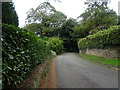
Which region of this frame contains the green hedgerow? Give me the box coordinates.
[78,25,120,49]
[2,24,51,88]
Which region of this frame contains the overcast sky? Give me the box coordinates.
[12,0,120,28]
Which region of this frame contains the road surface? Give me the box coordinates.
[55,53,118,88]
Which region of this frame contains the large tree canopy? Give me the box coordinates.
[2,2,19,26]
[26,2,56,24]
[79,0,117,34]
[59,18,78,38]
[25,2,67,37]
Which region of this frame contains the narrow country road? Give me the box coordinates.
[55,53,118,88]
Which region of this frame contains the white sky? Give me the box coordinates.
[12,0,120,28]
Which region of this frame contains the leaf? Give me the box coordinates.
[9,54,14,60]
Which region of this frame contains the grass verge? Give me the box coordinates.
[79,54,119,68]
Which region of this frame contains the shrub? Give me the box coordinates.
[2,24,51,88]
[78,25,120,50]
[47,37,63,54]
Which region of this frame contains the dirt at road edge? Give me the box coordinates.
[48,58,56,88]
[39,58,56,88]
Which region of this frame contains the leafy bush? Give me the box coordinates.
[78,25,120,49]
[2,24,51,88]
[90,29,99,34]
[47,37,63,54]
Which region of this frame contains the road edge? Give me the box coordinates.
[76,54,119,71]
[47,57,57,88]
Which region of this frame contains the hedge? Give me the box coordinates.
[47,37,63,54]
[2,24,51,88]
[78,25,120,49]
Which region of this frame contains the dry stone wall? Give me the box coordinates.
[80,46,120,60]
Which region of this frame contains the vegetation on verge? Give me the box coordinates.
[17,50,56,88]
[80,54,119,67]
[47,37,63,54]
[42,37,63,54]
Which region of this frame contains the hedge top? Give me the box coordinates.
[78,25,120,49]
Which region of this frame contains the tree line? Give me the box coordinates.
[2,0,119,52]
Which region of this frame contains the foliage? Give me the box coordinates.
[2,24,51,88]
[26,2,56,24]
[41,11,67,37]
[42,11,67,28]
[24,23,43,36]
[25,2,67,37]
[78,26,120,49]
[25,1,118,53]
[42,37,63,54]
[50,50,57,56]
[90,29,99,34]
[73,25,89,38]
[47,37,63,54]
[59,18,77,38]
[79,0,117,34]
[50,18,79,52]
[2,2,19,26]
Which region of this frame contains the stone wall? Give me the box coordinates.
[80,46,120,60]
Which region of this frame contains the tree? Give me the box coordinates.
[59,18,77,38]
[73,25,89,38]
[26,2,56,24]
[42,11,67,37]
[24,23,43,36]
[79,0,117,34]
[25,2,67,37]
[42,11,67,28]
[57,18,79,52]
[2,2,19,26]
